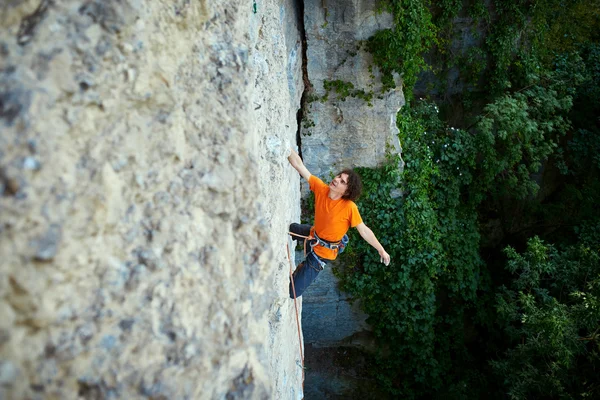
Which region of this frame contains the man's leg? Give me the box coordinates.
[289,223,311,247]
[289,252,325,298]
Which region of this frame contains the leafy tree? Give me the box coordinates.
[493,235,600,399]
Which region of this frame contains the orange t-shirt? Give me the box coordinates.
[309,175,363,260]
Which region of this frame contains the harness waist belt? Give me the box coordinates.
[313,231,342,250]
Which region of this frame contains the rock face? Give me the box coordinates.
[301,262,370,347]
[300,0,404,183]
[0,1,304,399]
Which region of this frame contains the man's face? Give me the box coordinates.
[329,173,349,197]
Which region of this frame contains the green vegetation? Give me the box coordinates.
[367,0,437,94]
[334,0,600,398]
[493,236,600,399]
[322,79,375,106]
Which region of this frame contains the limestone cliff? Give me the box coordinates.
[300,0,404,182]
[1,1,304,399]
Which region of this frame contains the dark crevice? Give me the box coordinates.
[17,0,53,46]
[295,105,304,160]
[295,0,310,160]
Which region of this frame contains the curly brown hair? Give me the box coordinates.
[339,169,362,201]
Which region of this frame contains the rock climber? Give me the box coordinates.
[287,148,391,298]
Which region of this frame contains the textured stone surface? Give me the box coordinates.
[300,0,404,186]
[250,1,307,399]
[301,255,370,347]
[0,1,304,399]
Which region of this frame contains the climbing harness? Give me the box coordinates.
[288,231,311,258]
[288,228,346,262]
[286,243,305,395]
[313,230,344,251]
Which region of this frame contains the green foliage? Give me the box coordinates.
[535,0,600,56]
[485,0,598,96]
[339,100,489,397]
[474,90,570,199]
[328,0,600,398]
[517,46,600,242]
[341,154,440,396]
[322,79,374,106]
[302,116,315,129]
[467,0,489,25]
[493,236,600,399]
[368,0,437,94]
[306,93,320,103]
[341,94,599,397]
[454,47,487,90]
[323,79,355,100]
[362,0,600,104]
[565,44,600,173]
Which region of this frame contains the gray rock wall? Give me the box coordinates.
[300,0,404,183]
[250,1,307,398]
[301,260,370,347]
[0,1,304,399]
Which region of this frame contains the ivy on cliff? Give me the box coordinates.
[340,61,598,394]
[368,0,437,95]
[340,100,486,397]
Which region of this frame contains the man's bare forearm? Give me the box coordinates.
[357,223,391,265]
[359,225,384,253]
[288,148,311,181]
[288,148,302,168]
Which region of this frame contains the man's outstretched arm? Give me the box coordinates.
[287,148,311,182]
[356,223,391,266]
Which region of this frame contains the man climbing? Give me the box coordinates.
[287,148,391,298]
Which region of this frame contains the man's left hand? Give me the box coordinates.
[379,249,391,266]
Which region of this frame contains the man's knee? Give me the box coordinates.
[290,223,312,237]
[289,261,309,298]
[289,223,309,244]
[289,282,304,298]
[289,223,303,233]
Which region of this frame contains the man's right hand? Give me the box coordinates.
[288,148,312,182]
